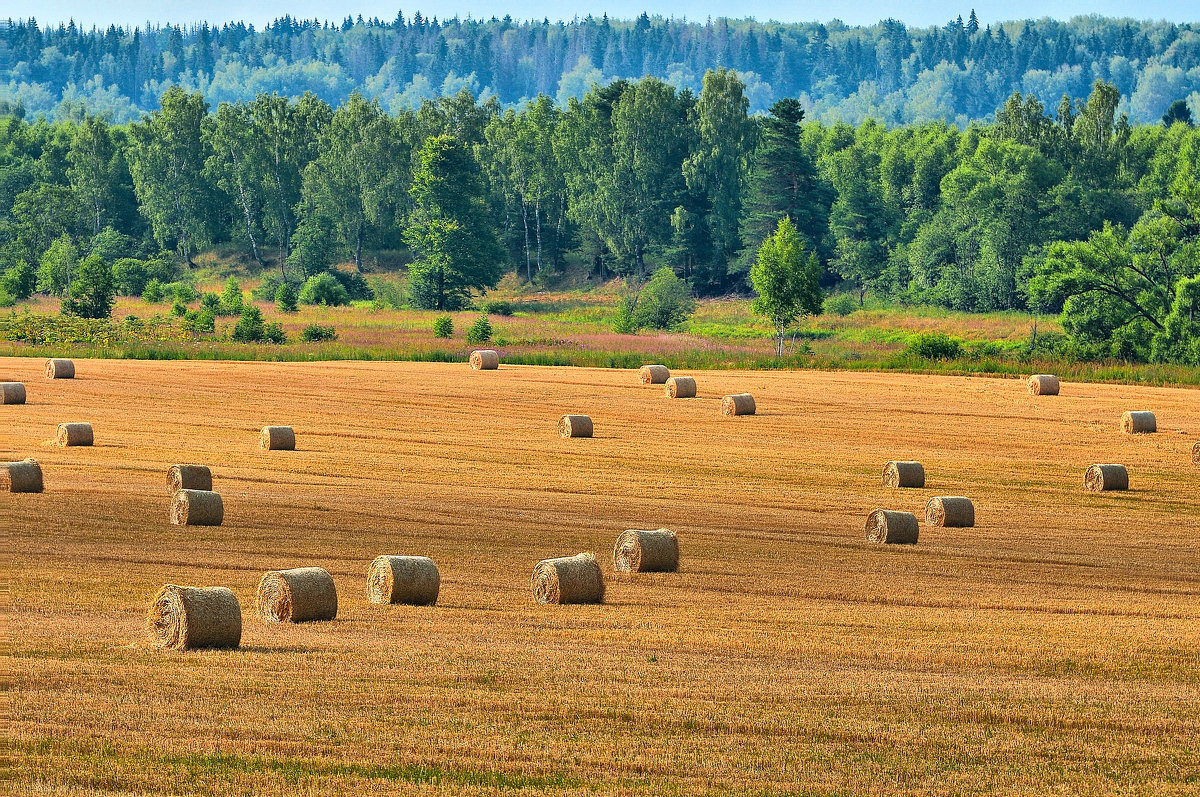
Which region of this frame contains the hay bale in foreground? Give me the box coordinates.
[146,584,242,650]
[260,426,296,450]
[1027,375,1060,395]
[925,497,974,527]
[55,422,93,447]
[257,567,338,623]
[613,528,679,573]
[639,364,670,384]
[45,359,75,379]
[167,464,212,494]
[1121,411,1156,434]
[666,376,697,398]
[170,489,224,526]
[720,393,756,416]
[1085,464,1129,492]
[559,414,593,438]
[470,349,499,370]
[1193,441,1200,468]
[2,459,43,493]
[532,553,604,604]
[866,509,920,544]
[367,555,440,605]
[2,382,26,404]
[882,460,925,488]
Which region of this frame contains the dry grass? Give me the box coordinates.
[6,357,1200,795]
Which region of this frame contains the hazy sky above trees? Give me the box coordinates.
[22,0,1198,29]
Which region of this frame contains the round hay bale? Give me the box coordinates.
[257,567,338,623]
[146,584,242,650]
[1027,375,1060,395]
[260,426,296,450]
[470,349,499,370]
[2,382,26,404]
[1192,441,1200,468]
[1085,464,1129,492]
[639,364,670,384]
[613,528,679,573]
[170,489,224,526]
[2,459,43,493]
[532,553,604,604]
[925,497,974,527]
[559,414,593,438]
[45,359,75,379]
[866,509,920,544]
[665,376,697,398]
[720,393,755,416]
[167,464,212,494]
[1121,411,1156,434]
[367,555,440,605]
[55,422,93,447]
[882,461,925,488]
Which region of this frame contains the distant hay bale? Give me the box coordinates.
[170,489,224,526]
[1085,464,1129,492]
[532,552,604,604]
[1121,411,1156,434]
[613,528,679,573]
[45,359,75,379]
[146,584,242,650]
[882,460,925,488]
[639,364,670,384]
[167,464,212,494]
[665,376,697,398]
[470,349,499,370]
[1193,441,1200,468]
[257,567,338,623]
[55,422,93,447]
[2,459,43,493]
[865,509,920,544]
[1027,375,1060,395]
[2,382,26,404]
[260,426,296,450]
[559,414,593,438]
[367,555,440,605]
[925,497,975,527]
[720,393,755,416]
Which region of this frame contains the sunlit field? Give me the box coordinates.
[7,356,1199,794]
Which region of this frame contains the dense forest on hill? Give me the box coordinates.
[1,13,1199,124]
[1,69,1197,363]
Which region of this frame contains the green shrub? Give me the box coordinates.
[0,286,14,307]
[251,274,283,301]
[482,299,514,316]
[611,293,639,334]
[907,332,964,360]
[300,323,338,342]
[113,258,150,296]
[330,269,374,301]
[275,282,299,313]
[368,276,406,309]
[263,322,288,344]
[172,283,198,304]
[200,292,222,312]
[220,277,244,315]
[433,315,454,338]
[632,268,696,331]
[825,294,857,317]
[181,309,216,334]
[141,279,167,303]
[2,262,37,300]
[299,272,350,306]
[61,255,116,319]
[466,315,493,344]
[231,305,265,342]
[171,299,188,316]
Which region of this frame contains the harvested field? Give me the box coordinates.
[5,357,1200,796]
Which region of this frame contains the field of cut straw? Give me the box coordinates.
[6,357,1199,795]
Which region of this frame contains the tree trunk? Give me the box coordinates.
[534,196,542,275]
[522,199,532,283]
[355,226,363,271]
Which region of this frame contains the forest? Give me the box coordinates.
[2,14,1199,125]
[0,70,1198,363]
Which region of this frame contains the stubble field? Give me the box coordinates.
[5,356,1199,795]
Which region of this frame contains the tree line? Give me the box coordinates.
[3,13,1199,125]
[0,73,1197,363]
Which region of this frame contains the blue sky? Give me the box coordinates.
[16,0,1199,30]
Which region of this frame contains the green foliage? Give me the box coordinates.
[141,280,167,303]
[220,277,244,315]
[61,254,116,319]
[231,305,266,342]
[262,322,288,344]
[171,300,188,316]
[0,313,194,345]
[481,300,514,316]
[2,262,37,301]
[750,217,823,356]
[182,308,216,334]
[275,282,299,313]
[465,315,493,344]
[299,272,350,306]
[907,332,964,359]
[632,268,697,331]
[172,283,198,303]
[825,294,858,317]
[200,292,222,312]
[37,234,78,297]
[432,315,454,338]
[300,323,338,342]
[0,287,14,307]
[330,269,374,301]
[611,292,639,334]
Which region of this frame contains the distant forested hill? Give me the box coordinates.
[1,13,1198,124]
